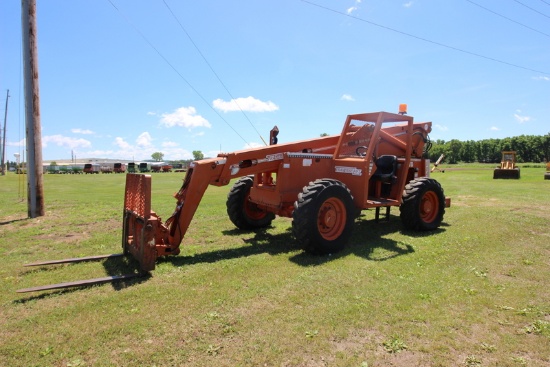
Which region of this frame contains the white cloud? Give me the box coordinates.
[213,96,279,113]
[434,124,448,131]
[341,94,355,101]
[75,133,193,162]
[403,1,414,8]
[164,147,193,160]
[514,110,531,124]
[347,0,362,14]
[147,111,157,116]
[532,76,550,82]
[83,149,114,158]
[7,138,25,147]
[162,141,178,148]
[114,137,132,150]
[136,132,153,147]
[490,126,500,131]
[42,135,92,149]
[71,128,94,135]
[160,106,211,128]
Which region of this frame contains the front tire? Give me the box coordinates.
[400,177,445,230]
[227,176,275,230]
[292,179,355,254]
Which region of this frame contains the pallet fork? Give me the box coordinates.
[16,174,157,293]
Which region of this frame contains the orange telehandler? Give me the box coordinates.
[18,106,451,292]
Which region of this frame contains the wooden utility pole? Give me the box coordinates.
[21,0,45,217]
[1,90,8,176]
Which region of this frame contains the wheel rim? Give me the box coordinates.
[420,191,439,223]
[317,198,347,240]
[243,197,268,220]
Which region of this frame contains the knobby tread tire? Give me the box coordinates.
[400,177,446,231]
[226,176,275,230]
[292,179,355,255]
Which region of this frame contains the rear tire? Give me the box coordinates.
[292,179,355,254]
[227,176,275,230]
[400,177,445,231]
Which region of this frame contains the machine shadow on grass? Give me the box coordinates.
[289,211,447,266]
[102,255,152,291]
[165,210,448,269]
[164,227,299,268]
[0,217,29,226]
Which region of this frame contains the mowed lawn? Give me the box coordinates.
[1,166,549,367]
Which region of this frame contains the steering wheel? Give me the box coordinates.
[355,146,368,157]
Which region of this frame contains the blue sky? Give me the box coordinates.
[1,0,549,162]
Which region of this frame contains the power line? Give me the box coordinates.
[105,0,249,145]
[162,0,268,146]
[300,0,550,76]
[466,0,550,38]
[512,0,550,19]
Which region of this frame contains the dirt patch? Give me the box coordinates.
[328,329,436,366]
[34,232,91,244]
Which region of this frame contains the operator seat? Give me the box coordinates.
[372,155,397,182]
[371,155,397,197]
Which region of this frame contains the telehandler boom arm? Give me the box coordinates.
[124,134,341,270]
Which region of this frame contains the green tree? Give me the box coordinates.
[542,133,550,162]
[446,140,462,164]
[151,152,164,161]
[460,140,476,163]
[427,133,548,164]
[428,141,447,162]
[192,150,204,160]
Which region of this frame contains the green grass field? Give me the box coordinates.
[1,166,549,366]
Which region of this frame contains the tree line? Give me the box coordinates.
[426,133,550,164]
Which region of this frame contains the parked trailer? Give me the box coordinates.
[83,163,100,174]
[114,163,126,173]
[101,165,114,174]
[151,164,173,172]
[44,164,84,174]
[139,162,150,173]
